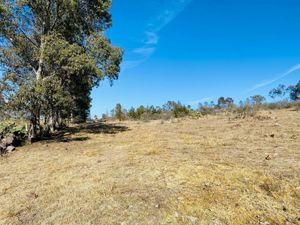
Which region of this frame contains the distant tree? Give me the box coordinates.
[198,103,203,110]
[172,102,189,118]
[217,97,227,108]
[203,102,210,108]
[217,97,234,109]
[288,81,300,101]
[238,100,244,107]
[163,101,177,112]
[136,105,146,118]
[115,103,123,121]
[127,107,137,120]
[209,101,216,108]
[147,105,156,114]
[225,97,235,108]
[101,113,108,120]
[250,95,266,105]
[155,106,163,114]
[110,109,115,118]
[269,84,287,99]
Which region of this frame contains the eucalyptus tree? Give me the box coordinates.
[250,95,265,105]
[0,0,123,136]
[269,84,287,100]
[289,81,300,101]
[114,103,123,121]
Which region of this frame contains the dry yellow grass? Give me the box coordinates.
[0,109,299,225]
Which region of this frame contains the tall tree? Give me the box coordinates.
[114,103,123,121]
[289,81,300,101]
[269,84,287,100]
[217,97,226,108]
[0,0,123,136]
[250,95,265,105]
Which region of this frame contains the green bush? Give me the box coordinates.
[172,104,190,118]
[0,123,27,135]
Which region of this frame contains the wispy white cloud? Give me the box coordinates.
[122,59,147,70]
[245,64,300,93]
[134,47,156,56]
[124,0,193,71]
[145,32,159,45]
[122,47,156,71]
[149,0,193,32]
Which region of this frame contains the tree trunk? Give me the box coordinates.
[28,116,37,142]
[36,36,45,81]
[56,110,63,130]
[46,107,55,133]
[48,113,55,133]
[70,112,74,123]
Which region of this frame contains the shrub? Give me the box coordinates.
[172,104,190,118]
[234,104,256,119]
[199,106,216,116]
[114,103,124,121]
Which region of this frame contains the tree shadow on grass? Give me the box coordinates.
[41,122,130,143]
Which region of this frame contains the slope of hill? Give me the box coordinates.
[0,109,299,225]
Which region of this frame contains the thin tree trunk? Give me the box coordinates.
[29,115,37,142]
[70,112,74,123]
[47,107,55,133]
[36,36,45,81]
[56,110,63,130]
[48,116,55,133]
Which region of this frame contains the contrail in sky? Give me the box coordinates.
[245,64,300,93]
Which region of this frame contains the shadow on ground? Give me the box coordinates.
[41,122,130,143]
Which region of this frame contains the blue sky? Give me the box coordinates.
[94,1,298,115]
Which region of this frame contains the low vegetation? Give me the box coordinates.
[107,81,300,122]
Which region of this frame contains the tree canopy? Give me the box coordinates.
[0,0,123,136]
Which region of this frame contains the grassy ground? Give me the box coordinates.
[0,109,299,225]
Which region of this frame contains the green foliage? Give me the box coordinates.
[199,106,216,116]
[109,80,300,123]
[127,107,138,120]
[217,97,235,109]
[188,110,202,119]
[114,103,124,121]
[172,103,190,118]
[127,105,165,121]
[250,95,266,105]
[269,84,287,99]
[0,121,27,135]
[0,0,123,136]
[288,80,300,101]
[161,101,190,118]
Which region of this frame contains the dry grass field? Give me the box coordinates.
[0,109,299,225]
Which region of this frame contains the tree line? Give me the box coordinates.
[108,81,300,121]
[0,0,123,138]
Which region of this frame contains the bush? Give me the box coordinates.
[199,106,216,116]
[0,122,27,134]
[234,105,256,119]
[264,101,296,110]
[172,104,190,118]
[189,110,202,119]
